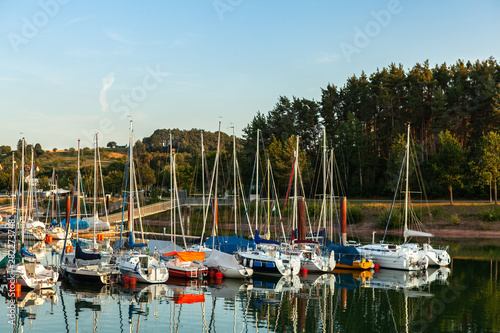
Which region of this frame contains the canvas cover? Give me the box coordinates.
[147,240,183,254]
[163,251,205,262]
[204,249,241,270]
[75,242,101,260]
[254,230,279,245]
[328,243,362,266]
[205,235,255,254]
[404,228,434,238]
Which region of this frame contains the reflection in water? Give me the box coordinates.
[0,258,498,332]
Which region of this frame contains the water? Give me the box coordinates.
[0,240,498,333]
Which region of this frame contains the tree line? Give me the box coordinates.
[1,58,500,204]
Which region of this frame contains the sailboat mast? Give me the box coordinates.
[404,124,410,243]
[322,127,327,232]
[330,149,334,242]
[292,137,299,233]
[21,138,25,244]
[201,132,206,244]
[11,152,15,219]
[30,146,34,220]
[93,133,98,245]
[77,139,81,240]
[255,129,259,232]
[169,132,173,242]
[232,126,237,235]
[213,119,221,239]
[129,121,134,237]
[267,158,270,237]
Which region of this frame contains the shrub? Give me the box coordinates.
[477,207,500,222]
[448,213,460,226]
[347,205,364,224]
[376,207,403,229]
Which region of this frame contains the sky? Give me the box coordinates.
[0,0,499,150]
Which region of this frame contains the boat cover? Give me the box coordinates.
[61,218,89,230]
[75,242,101,260]
[204,249,242,270]
[163,251,205,262]
[129,233,147,249]
[254,230,279,245]
[21,245,36,258]
[404,228,434,238]
[327,243,362,266]
[205,235,255,254]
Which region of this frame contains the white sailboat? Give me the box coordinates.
[398,124,451,267]
[81,134,110,232]
[358,125,430,271]
[46,169,72,240]
[22,146,46,242]
[10,138,59,290]
[238,130,300,277]
[115,121,169,284]
[292,132,335,273]
[62,139,120,285]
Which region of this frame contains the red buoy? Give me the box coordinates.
[123,275,130,283]
[215,271,223,279]
[374,263,380,272]
[300,268,308,277]
[129,277,137,284]
[208,269,216,278]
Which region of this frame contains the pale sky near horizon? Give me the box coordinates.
[1,0,499,150]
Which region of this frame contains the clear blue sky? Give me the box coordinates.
[1,0,499,150]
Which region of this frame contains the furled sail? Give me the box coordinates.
[404,228,434,238]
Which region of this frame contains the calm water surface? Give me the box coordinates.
[0,239,498,333]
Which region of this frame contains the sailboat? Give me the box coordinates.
[115,121,169,284]
[46,169,72,240]
[357,125,429,271]
[160,134,208,279]
[81,134,110,232]
[238,131,301,277]
[61,139,121,285]
[9,138,59,289]
[290,134,336,273]
[22,146,46,242]
[189,124,253,278]
[398,125,451,267]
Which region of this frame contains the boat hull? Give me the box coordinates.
[335,259,373,270]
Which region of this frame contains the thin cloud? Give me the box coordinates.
[67,16,91,25]
[100,73,115,113]
[105,30,137,45]
[316,53,341,64]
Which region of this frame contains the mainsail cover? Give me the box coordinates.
[205,235,255,254]
[75,242,101,260]
[254,230,280,245]
[404,228,434,238]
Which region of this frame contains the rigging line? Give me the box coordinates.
[117,151,130,250]
[97,139,110,223]
[235,159,254,238]
[241,153,257,237]
[383,147,407,243]
[278,156,296,240]
[329,152,343,244]
[297,161,316,240]
[268,161,286,241]
[385,289,399,333]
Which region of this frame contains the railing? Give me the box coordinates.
[107,200,174,224]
